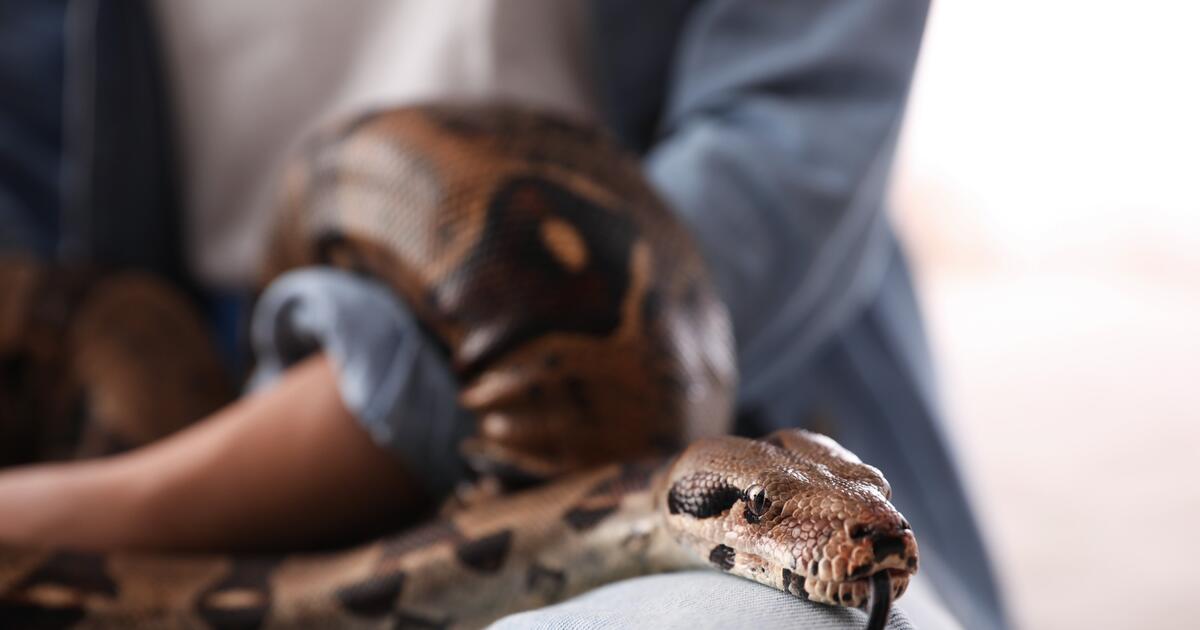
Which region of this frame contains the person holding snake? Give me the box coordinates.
[0,1,1004,628]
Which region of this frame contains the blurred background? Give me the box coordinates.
[891,2,1199,628]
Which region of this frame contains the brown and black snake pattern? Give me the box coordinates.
[0,260,232,465]
[0,430,916,629]
[0,105,917,629]
[262,105,735,484]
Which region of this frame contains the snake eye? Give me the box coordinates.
[744,484,769,517]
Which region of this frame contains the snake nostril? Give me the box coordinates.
[871,534,908,563]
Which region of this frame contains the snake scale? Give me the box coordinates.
[0,104,918,629]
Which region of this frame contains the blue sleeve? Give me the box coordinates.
[0,0,67,255]
[248,268,472,498]
[643,0,930,404]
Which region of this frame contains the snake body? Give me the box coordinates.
[262,105,735,486]
[0,105,917,628]
[0,429,916,628]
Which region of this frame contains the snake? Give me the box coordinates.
[0,104,918,628]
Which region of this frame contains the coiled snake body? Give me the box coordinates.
[0,105,917,628]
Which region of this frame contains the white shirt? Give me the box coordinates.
[154,0,596,287]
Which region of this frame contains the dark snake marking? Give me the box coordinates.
[453,530,514,573]
[563,505,619,531]
[708,545,735,572]
[0,551,114,629]
[10,551,118,599]
[525,563,567,600]
[781,569,807,600]
[872,535,909,563]
[335,572,406,619]
[196,557,277,630]
[666,472,742,519]
[446,175,637,378]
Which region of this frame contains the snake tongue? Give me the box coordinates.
[865,570,892,630]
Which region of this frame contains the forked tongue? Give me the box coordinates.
[865,570,892,630]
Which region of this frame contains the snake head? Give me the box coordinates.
[662,429,918,610]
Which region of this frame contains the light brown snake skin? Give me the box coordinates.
[0,105,917,628]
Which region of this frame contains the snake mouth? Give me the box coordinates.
[799,568,910,610]
[854,568,910,600]
[728,529,916,610]
[819,529,918,608]
[760,541,913,611]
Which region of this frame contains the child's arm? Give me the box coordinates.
[0,354,422,551]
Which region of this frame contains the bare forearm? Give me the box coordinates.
[0,456,146,548]
[0,354,422,551]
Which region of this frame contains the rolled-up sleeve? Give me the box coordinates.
[249,267,472,497]
[643,0,929,404]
